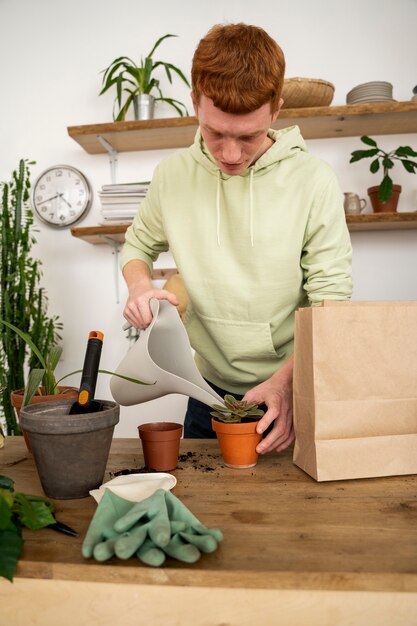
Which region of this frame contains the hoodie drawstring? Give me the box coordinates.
[216,168,255,247]
[249,168,254,248]
[216,170,221,247]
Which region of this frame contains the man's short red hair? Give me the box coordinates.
[192,23,286,114]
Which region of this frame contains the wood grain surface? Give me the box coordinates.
[1,436,416,592]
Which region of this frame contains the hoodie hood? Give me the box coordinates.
[190,125,308,246]
[190,125,308,178]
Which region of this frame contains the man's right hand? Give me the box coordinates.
[124,287,179,330]
[122,259,178,330]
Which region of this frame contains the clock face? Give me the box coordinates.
[32,165,92,228]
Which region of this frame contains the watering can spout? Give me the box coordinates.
[111,300,224,408]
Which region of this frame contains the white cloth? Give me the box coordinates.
[89,472,177,503]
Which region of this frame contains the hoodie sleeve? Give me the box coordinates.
[301,173,353,305]
[120,166,169,272]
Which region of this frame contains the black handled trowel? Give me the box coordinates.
[69,330,104,414]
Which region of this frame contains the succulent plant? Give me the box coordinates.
[210,394,265,424]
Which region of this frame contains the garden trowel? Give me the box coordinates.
[70,330,104,414]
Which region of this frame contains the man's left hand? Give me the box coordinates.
[242,355,294,454]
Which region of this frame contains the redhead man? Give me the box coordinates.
[122,23,352,454]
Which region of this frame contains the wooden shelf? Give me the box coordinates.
[71,224,128,244]
[68,101,417,154]
[346,211,417,231]
[71,212,417,251]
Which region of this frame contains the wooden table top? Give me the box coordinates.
[1,436,416,593]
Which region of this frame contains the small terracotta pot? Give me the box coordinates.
[368,184,401,213]
[138,422,183,471]
[11,386,79,452]
[211,418,262,469]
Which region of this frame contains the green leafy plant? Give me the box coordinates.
[0,159,62,436]
[210,394,265,424]
[100,34,190,121]
[350,135,417,201]
[0,475,57,581]
[0,319,153,410]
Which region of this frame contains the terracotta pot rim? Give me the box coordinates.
[367,184,402,194]
[211,418,260,435]
[138,422,183,442]
[11,385,78,399]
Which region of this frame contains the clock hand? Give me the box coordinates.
[37,193,60,205]
[58,193,72,209]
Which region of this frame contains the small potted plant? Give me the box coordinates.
[99,33,190,121]
[211,395,265,469]
[349,135,417,212]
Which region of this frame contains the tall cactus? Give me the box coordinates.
[0,159,62,435]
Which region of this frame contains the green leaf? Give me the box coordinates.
[360,136,378,147]
[0,320,47,369]
[378,175,393,202]
[22,368,45,407]
[46,346,62,372]
[0,529,23,581]
[370,158,380,173]
[147,34,177,59]
[395,146,417,158]
[349,149,379,163]
[382,157,394,170]
[0,494,12,530]
[400,159,417,173]
[13,493,55,529]
[0,476,15,492]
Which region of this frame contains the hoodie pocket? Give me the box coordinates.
[185,311,286,375]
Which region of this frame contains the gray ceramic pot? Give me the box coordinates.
[19,399,119,499]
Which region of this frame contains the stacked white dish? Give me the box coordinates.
[346,81,394,104]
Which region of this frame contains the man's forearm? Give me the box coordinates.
[123,260,153,295]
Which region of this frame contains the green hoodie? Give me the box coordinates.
[122,125,352,394]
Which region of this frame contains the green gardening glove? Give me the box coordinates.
[112,489,171,559]
[134,491,223,566]
[82,489,135,560]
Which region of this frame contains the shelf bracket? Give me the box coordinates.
[97,135,118,184]
[102,236,121,303]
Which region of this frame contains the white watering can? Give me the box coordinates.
[110,299,224,408]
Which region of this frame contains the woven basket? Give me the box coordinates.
[281,78,335,109]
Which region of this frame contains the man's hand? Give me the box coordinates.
[242,355,294,454]
[124,286,178,329]
[123,260,178,329]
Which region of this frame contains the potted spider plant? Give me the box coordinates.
[350,136,417,212]
[2,320,153,454]
[100,34,190,121]
[211,395,265,469]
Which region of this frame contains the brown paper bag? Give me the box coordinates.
[293,301,417,481]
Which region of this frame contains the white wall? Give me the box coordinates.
[1,0,417,437]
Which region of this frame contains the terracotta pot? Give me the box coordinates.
[368,184,401,213]
[138,422,183,471]
[211,418,262,469]
[11,386,78,452]
[19,399,119,499]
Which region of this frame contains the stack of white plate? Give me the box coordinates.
[346,81,394,104]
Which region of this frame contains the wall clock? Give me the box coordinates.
[31,164,93,228]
